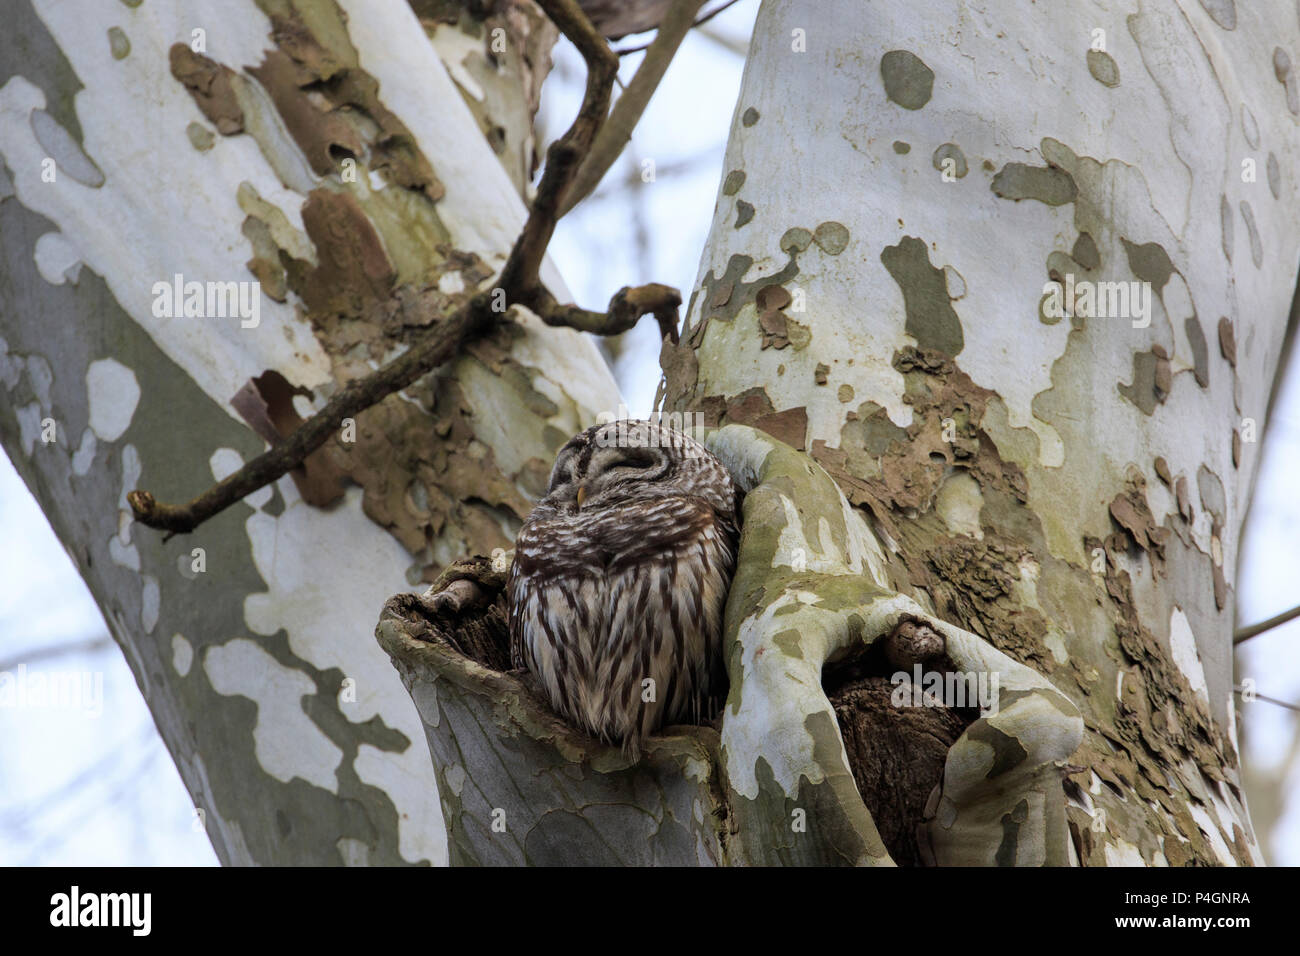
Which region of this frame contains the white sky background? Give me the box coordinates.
[2,0,1298,865]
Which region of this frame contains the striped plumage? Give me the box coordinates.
[507,420,739,753]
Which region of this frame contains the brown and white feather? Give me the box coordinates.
[507,421,738,753]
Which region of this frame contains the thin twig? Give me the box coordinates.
[131,0,662,537]
[561,0,707,217]
[1234,685,1300,714]
[0,635,115,675]
[1234,603,1300,644]
[614,0,744,55]
[695,21,751,58]
[499,0,617,297]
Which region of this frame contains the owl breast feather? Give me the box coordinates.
[507,494,737,751]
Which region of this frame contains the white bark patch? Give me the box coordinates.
[335,838,370,865]
[774,495,843,574]
[172,633,194,677]
[116,443,141,524]
[0,1,333,412]
[140,574,160,634]
[352,743,446,865]
[109,443,141,570]
[71,428,96,475]
[24,354,52,408]
[429,25,488,102]
[943,264,966,299]
[437,270,465,296]
[16,401,43,456]
[1167,607,1209,702]
[238,481,446,862]
[0,336,21,389]
[935,471,984,539]
[107,533,140,571]
[724,592,844,798]
[203,637,342,792]
[242,485,420,724]
[85,358,140,441]
[1104,839,1148,867]
[1188,803,1237,865]
[33,231,83,284]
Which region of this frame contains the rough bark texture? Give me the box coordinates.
[4,0,1295,867]
[378,590,730,865]
[383,424,1086,865]
[384,0,1299,866]
[0,0,618,865]
[652,0,1299,864]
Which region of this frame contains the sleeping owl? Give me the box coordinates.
[507,420,739,753]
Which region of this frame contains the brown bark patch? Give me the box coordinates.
[298,189,397,316]
[248,7,444,199]
[707,388,808,450]
[169,45,244,134]
[1107,473,1168,574]
[247,50,364,173]
[1217,316,1237,367]
[230,370,347,507]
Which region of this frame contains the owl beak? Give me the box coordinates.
[575,483,588,508]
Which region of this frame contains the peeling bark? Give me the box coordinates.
[4,0,1295,867]
[653,0,1298,865]
[386,426,1084,865]
[0,0,615,864]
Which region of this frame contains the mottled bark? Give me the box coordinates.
[654,0,1294,864]
[388,0,1298,865]
[0,0,618,865]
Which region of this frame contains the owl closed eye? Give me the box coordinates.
[506,420,740,754]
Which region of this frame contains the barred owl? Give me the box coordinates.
[507,420,739,753]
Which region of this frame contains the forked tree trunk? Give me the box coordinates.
[383,0,1298,865]
[2,0,1295,866]
[0,0,615,865]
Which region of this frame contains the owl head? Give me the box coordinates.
[541,419,735,516]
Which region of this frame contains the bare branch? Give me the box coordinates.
[1233,603,1300,644]
[613,0,745,55]
[1234,685,1300,713]
[128,297,488,535]
[499,0,619,297]
[561,0,708,217]
[130,0,658,537]
[0,635,114,674]
[532,282,681,343]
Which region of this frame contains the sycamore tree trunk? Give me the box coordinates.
[3,0,1295,867]
[669,0,1295,865]
[0,0,618,865]
[382,0,1298,865]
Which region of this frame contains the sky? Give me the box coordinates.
[2,0,1298,866]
